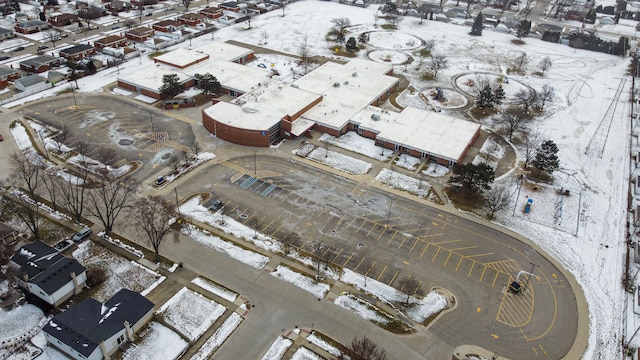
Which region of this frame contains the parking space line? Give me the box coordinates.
[432,248,441,262]
[387,231,398,245]
[270,224,283,236]
[388,270,399,285]
[448,245,478,252]
[455,256,464,272]
[367,223,378,236]
[397,236,407,249]
[479,265,488,282]
[417,233,445,239]
[332,249,343,262]
[235,209,248,220]
[376,266,387,280]
[432,239,461,245]
[228,205,239,213]
[300,239,312,251]
[467,261,476,277]
[492,271,500,287]
[399,276,410,291]
[420,243,430,258]
[354,257,366,271]
[408,238,419,254]
[375,228,388,242]
[322,246,332,257]
[261,219,276,232]
[365,261,376,275]
[357,219,368,232]
[467,252,495,258]
[342,253,354,267]
[443,252,453,267]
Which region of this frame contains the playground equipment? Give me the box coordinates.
[524,198,533,214]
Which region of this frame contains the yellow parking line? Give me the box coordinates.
[408,238,419,254]
[322,246,332,257]
[346,216,357,229]
[420,243,430,258]
[400,276,410,290]
[467,252,495,258]
[467,261,475,277]
[365,261,376,275]
[443,252,453,267]
[354,257,366,271]
[418,233,445,238]
[479,265,488,282]
[342,253,354,267]
[397,236,407,249]
[432,239,461,245]
[357,219,367,232]
[532,346,538,355]
[376,266,387,280]
[367,223,378,236]
[388,270,399,285]
[300,239,312,250]
[492,271,500,287]
[432,247,441,262]
[376,228,388,242]
[332,249,343,262]
[261,219,275,232]
[455,256,464,272]
[270,224,283,236]
[448,245,478,252]
[387,231,398,245]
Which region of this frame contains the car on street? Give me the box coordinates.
[71,227,92,242]
[54,239,74,252]
[12,46,24,52]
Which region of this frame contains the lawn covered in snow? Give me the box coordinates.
[0,304,43,342]
[121,322,188,360]
[156,287,226,342]
[189,312,243,360]
[191,277,238,303]
[270,265,330,298]
[294,143,372,175]
[261,336,293,360]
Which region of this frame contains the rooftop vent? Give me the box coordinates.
[333,82,340,87]
[352,72,358,77]
[371,114,381,121]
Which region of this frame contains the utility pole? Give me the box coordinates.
[523,262,537,292]
[252,149,257,176]
[149,111,154,133]
[385,196,394,229]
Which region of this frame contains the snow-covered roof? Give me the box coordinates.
[117,67,191,94]
[293,59,398,130]
[195,42,253,62]
[154,48,209,68]
[203,101,285,131]
[352,106,481,162]
[185,59,271,93]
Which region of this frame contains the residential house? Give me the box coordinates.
[218,1,246,12]
[0,222,16,246]
[60,44,96,61]
[105,0,132,13]
[48,13,77,27]
[152,19,183,33]
[0,27,15,40]
[20,55,63,73]
[94,34,127,49]
[200,7,223,19]
[15,20,49,34]
[0,67,20,89]
[43,289,154,360]
[124,26,154,42]
[176,12,205,27]
[131,0,158,6]
[10,241,87,306]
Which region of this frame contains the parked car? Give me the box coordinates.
[0,56,10,61]
[11,46,24,52]
[54,239,74,252]
[209,200,224,211]
[71,227,92,242]
[145,12,153,16]
[0,134,3,141]
[36,45,49,53]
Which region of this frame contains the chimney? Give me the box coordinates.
[124,321,135,341]
[71,271,81,295]
[99,340,111,360]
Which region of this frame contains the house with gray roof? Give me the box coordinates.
[0,67,20,89]
[0,27,14,40]
[20,55,64,73]
[14,74,46,92]
[10,241,87,306]
[43,289,154,360]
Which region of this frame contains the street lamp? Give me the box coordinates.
[252,149,257,176]
[149,111,154,133]
[385,196,394,229]
[70,84,78,109]
[523,262,537,292]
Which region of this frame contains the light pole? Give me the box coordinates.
[252,149,257,176]
[70,84,78,109]
[149,111,154,133]
[523,262,537,292]
[385,196,394,229]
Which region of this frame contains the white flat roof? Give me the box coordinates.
[352,106,481,162]
[293,60,398,129]
[195,42,253,62]
[185,59,271,93]
[154,48,209,68]
[117,68,191,93]
[203,101,284,131]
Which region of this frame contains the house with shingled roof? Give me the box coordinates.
[43,289,154,360]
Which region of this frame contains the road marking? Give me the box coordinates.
[467,252,495,258]
[342,253,354,267]
[448,245,478,252]
[354,257,366,271]
[492,271,500,287]
[431,239,461,245]
[552,273,557,279]
[490,334,499,339]
[387,231,398,245]
[388,270,399,285]
[365,261,376,275]
[455,256,464,272]
[532,347,538,355]
[443,252,453,267]
[397,236,407,249]
[467,261,475,277]
[479,265,488,282]
[402,261,409,265]
[376,228,387,242]
[420,243,430,258]
[477,307,481,313]
[332,248,343,262]
[432,247,441,262]
[357,218,367,232]
[367,223,378,236]
[262,219,275,232]
[417,233,445,239]
[376,266,387,280]
[300,239,311,250]
[270,224,282,236]
[408,238,419,253]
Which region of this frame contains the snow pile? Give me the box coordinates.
[395,154,422,171]
[189,313,243,360]
[290,347,323,360]
[121,322,188,360]
[97,231,145,258]
[270,265,330,298]
[319,132,394,161]
[191,277,238,302]
[375,167,430,198]
[302,146,372,175]
[422,163,449,177]
[156,287,226,342]
[306,332,343,358]
[334,294,392,324]
[405,292,448,323]
[261,336,293,360]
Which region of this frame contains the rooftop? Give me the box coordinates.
[118,67,192,93]
[154,48,209,68]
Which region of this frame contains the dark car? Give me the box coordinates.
[0,134,3,141]
[209,200,224,211]
[0,56,10,61]
[12,46,24,52]
[36,45,48,52]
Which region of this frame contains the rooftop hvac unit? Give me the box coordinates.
[352,72,358,77]
[333,82,340,87]
[344,81,349,85]
[291,84,299,88]
[371,114,381,121]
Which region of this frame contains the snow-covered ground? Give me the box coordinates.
[189,312,243,360]
[156,287,226,342]
[270,265,331,299]
[121,322,188,360]
[261,336,293,360]
[191,277,238,302]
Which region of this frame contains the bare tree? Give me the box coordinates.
[298,35,315,76]
[7,187,42,239]
[387,13,401,29]
[85,176,134,235]
[537,84,555,110]
[131,196,180,262]
[182,0,192,11]
[522,0,535,18]
[192,141,201,160]
[430,53,448,78]
[424,39,435,53]
[522,130,542,169]
[39,170,61,212]
[495,107,530,141]
[52,123,71,154]
[58,170,88,223]
[182,150,191,166]
[244,12,253,29]
[340,337,388,360]
[539,56,552,75]
[97,148,118,175]
[261,30,269,45]
[10,153,41,198]
[514,89,537,113]
[402,276,424,304]
[281,0,287,16]
[484,184,512,219]
[331,17,351,30]
[43,28,63,47]
[169,154,180,173]
[514,51,529,72]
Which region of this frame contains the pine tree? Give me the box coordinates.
[346,37,358,52]
[516,19,531,39]
[476,84,494,109]
[493,85,505,106]
[471,12,484,36]
[533,140,560,176]
[448,163,495,193]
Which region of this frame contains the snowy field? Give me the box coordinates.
[156,287,226,342]
[73,241,164,302]
[121,322,188,360]
[375,167,433,200]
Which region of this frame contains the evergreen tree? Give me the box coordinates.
[448,163,495,193]
[336,31,345,44]
[516,19,531,39]
[476,84,494,108]
[194,73,221,97]
[346,37,358,52]
[471,12,484,36]
[493,85,505,106]
[533,140,560,176]
[159,74,183,99]
[357,32,368,44]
